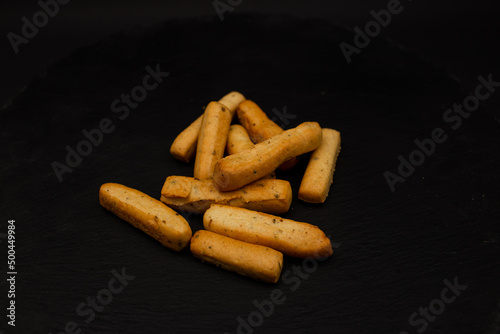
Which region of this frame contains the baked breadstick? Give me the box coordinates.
[237,100,283,143]
[213,122,322,191]
[190,230,283,283]
[194,101,232,179]
[160,176,291,214]
[226,124,255,155]
[169,116,203,163]
[99,183,192,251]
[170,91,245,163]
[204,205,333,258]
[218,91,246,113]
[226,124,275,179]
[237,100,298,170]
[299,128,341,203]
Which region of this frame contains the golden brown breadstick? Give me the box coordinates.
[160,176,291,214]
[226,124,255,155]
[99,183,192,251]
[190,230,283,283]
[226,124,275,179]
[236,100,298,170]
[218,91,246,113]
[237,100,283,143]
[194,101,232,179]
[299,128,341,203]
[169,116,203,163]
[213,122,322,191]
[204,205,332,258]
[170,91,245,163]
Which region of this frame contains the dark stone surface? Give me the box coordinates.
[1,13,499,334]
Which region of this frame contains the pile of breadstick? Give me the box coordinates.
[99,91,341,283]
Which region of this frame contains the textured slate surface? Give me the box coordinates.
[1,13,499,334]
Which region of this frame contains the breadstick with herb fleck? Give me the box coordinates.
[299,128,341,203]
[236,100,298,170]
[194,101,233,179]
[226,124,255,155]
[99,183,192,251]
[218,91,246,113]
[213,121,322,191]
[170,91,245,163]
[160,176,291,214]
[170,115,203,163]
[226,124,275,179]
[204,204,333,258]
[190,230,283,283]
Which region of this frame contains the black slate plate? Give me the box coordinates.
[1,13,500,334]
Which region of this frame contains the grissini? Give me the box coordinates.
[160,176,291,214]
[99,183,192,251]
[226,124,255,155]
[203,204,333,258]
[236,100,283,143]
[226,124,275,179]
[218,91,246,113]
[213,121,322,191]
[193,101,232,179]
[299,128,341,203]
[169,115,203,163]
[236,100,298,170]
[170,91,245,163]
[190,230,283,283]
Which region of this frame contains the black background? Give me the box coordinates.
[2,1,499,117]
[1,1,500,334]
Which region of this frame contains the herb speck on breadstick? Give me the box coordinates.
[213,122,322,191]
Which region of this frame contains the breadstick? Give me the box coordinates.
[170,91,245,163]
[226,124,255,155]
[194,101,232,179]
[204,205,333,258]
[169,116,203,163]
[299,128,341,203]
[218,91,246,113]
[237,100,298,170]
[226,124,275,179]
[213,121,322,191]
[237,100,283,143]
[160,176,291,214]
[190,230,283,283]
[99,183,192,251]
